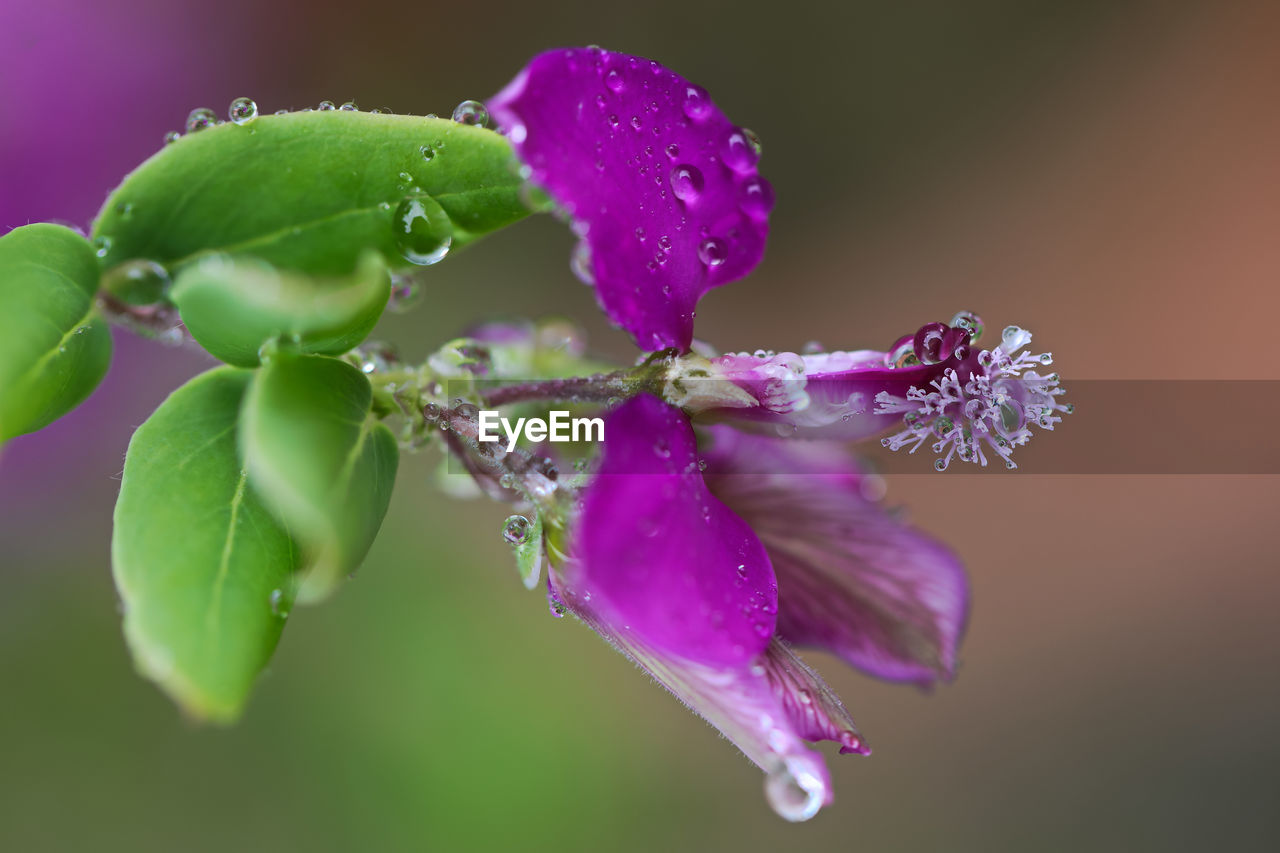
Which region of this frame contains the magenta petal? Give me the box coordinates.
[551,549,865,820]
[701,427,970,685]
[573,395,778,667]
[489,47,772,351]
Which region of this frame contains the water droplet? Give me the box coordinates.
[697,237,727,268]
[886,336,918,368]
[765,765,824,822]
[387,276,422,313]
[102,260,171,306]
[739,176,775,218]
[420,144,435,161]
[274,109,289,116]
[950,310,984,343]
[664,142,680,160]
[185,108,216,133]
[722,128,760,172]
[163,131,181,145]
[452,99,488,126]
[228,97,258,125]
[742,127,763,158]
[669,164,704,202]
[912,321,953,365]
[92,235,112,259]
[682,84,712,120]
[393,193,453,265]
[340,100,358,111]
[269,588,291,618]
[570,240,595,285]
[934,457,949,472]
[503,515,532,545]
[604,68,625,92]
[318,100,336,111]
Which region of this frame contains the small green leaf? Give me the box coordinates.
[171,251,390,366]
[91,112,530,276]
[112,368,301,723]
[0,223,112,440]
[240,354,398,602]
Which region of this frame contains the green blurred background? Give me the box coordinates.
[3,0,1278,849]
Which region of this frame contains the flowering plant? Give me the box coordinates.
[0,46,1068,820]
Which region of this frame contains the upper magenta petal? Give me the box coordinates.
[489,47,772,351]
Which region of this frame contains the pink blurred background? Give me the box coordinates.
[2,1,1277,849]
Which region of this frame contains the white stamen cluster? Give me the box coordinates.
[874,326,1072,470]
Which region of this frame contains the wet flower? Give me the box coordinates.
[489,47,773,352]
[545,394,967,819]
[673,313,1070,470]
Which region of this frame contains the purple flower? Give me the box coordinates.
[679,313,1070,470]
[489,47,773,352]
[548,394,968,819]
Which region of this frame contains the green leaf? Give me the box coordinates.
[240,353,398,602]
[112,368,301,723]
[91,112,530,276]
[0,223,112,441]
[171,251,390,366]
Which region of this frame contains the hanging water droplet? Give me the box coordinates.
[764,765,824,822]
[504,515,533,545]
[570,240,595,285]
[340,100,358,111]
[163,130,181,145]
[722,128,760,172]
[669,164,704,202]
[934,457,949,471]
[228,97,258,125]
[387,276,422,313]
[318,100,336,111]
[269,588,291,618]
[185,108,216,133]
[393,193,453,265]
[452,99,488,126]
[697,237,727,268]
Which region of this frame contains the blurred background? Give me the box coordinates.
[2,0,1278,849]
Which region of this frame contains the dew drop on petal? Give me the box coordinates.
[340,100,358,111]
[682,84,711,120]
[317,100,336,111]
[452,99,489,126]
[669,164,704,202]
[185,108,216,133]
[420,144,435,161]
[228,97,258,125]
[163,131,181,145]
[722,128,760,172]
[393,193,453,266]
[950,310,985,343]
[739,176,775,218]
[697,237,728,268]
[664,142,680,159]
[605,68,625,93]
